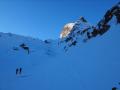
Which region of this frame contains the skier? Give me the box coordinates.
[16,68,19,75]
[19,68,22,75]
[16,68,22,75]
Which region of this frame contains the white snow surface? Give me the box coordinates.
[0,19,120,90]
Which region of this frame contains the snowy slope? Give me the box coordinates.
[0,25,120,90]
[0,2,120,90]
[0,32,60,90]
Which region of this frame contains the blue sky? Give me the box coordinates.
[0,0,119,40]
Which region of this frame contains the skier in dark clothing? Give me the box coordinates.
[19,68,22,75]
[16,68,22,75]
[16,68,19,75]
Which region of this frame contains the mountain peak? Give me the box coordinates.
[60,23,75,39]
[60,2,120,51]
[60,16,89,39]
[79,16,87,23]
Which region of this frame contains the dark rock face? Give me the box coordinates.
[20,43,30,54]
[60,2,120,51]
[112,87,117,90]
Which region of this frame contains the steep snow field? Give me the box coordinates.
[0,23,120,90]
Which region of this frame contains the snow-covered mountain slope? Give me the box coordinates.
[60,2,120,51]
[0,32,61,90]
[0,2,120,90]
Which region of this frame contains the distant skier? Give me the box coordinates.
[16,68,22,75]
[16,68,19,75]
[19,68,22,75]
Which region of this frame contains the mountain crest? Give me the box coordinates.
[60,2,120,51]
